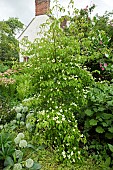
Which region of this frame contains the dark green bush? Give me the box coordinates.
[82,82,113,166]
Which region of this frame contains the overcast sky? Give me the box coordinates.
[0,0,113,26]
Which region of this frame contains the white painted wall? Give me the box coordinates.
[18,15,49,62]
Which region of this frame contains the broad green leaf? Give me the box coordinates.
[105,132,113,139]
[98,107,105,111]
[102,122,108,127]
[30,162,41,170]
[89,119,98,126]
[4,156,14,166]
[107,100,113,106]
[102,113,112,120]
[93,108,98,112]
[3,165,11,170]
[96,126,104,133]
[85,109,93,116]
[104,157,111,167]
[27,144,35,150]
[108,127,113,133]
[108,144,113,152]
[37,144,46,150]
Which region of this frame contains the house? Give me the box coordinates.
[18,0,50,62]
[18,0,68,62]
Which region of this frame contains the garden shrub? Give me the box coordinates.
[0,95,16,125]
[25,109,86,163]
[1,1,113,168]
[18,4,98,164]
[80,15,113,82]
[83,81,113,166]
[15,73,34,100]
[0,62,9,73]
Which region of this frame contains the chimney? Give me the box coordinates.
[35,0,50,16]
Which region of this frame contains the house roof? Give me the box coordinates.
[18,14,50,42]
[18,17,35,39]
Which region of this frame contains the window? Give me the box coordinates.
[23,56,29,62]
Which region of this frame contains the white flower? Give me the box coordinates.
[14,137,21,145]
[17,133,25,139]
[73,147,76,150]
[71,102,77,107]
[55,106,58,109]
[0,125,3,129]
[66,143,69,146]
[11,120,16,124]
[71,151,74,156]
[105,53,109,57]
[62,151,66,158]
[19,140,27,148]
[16,113,22,119]
[78,151,80,155]
[73,129,75,132]
[15,150,23,158]
[26,123,32,129]
[47,115,49,118]
[73,159,75,162]
[52,59,55,62]
[53,117,56,121]
[25,158,34,168]
[4,123,8,128]
[74,124,77,128]
[22,106,28,113]
[20,121,25,126]
[80,134,83,138]
[39,110,45,115]
[55,116,59,120]
[56,120,60,124]
[62,117,65,121]
[68,155,71,159]
[59,109,63,112]
[62,150,65,155]
[26,113,33,118]
[57,112,61,115]
[13,163,22,170]
[92,36,95,40]
[15,107,21,113]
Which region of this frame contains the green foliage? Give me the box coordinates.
[31,110,86,163]
[0,126,41,170]
[83,82,113,165]
[1,1,113,169]
[14,73,34,100]
[0,131,15,160]
[0,62,9,73]
[0,97,16,125]
[19,3,113,167]
[0,18,23,63]
[21,11,94,113]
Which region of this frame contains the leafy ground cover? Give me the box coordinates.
[0,1,113,169]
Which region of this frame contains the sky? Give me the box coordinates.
[0,0,113,26]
